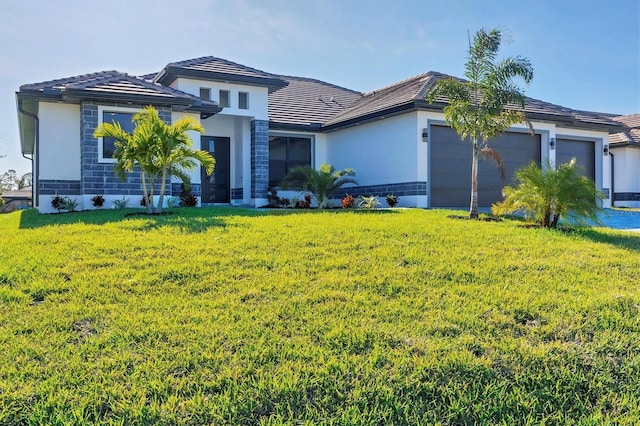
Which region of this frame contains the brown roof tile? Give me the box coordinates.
[268,76,361,128]
[610,114,640,146]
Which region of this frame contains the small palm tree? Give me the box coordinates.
[282,163,357,208]
[427,28,534,219]
[492,159,604,228]
[94,106,214,214]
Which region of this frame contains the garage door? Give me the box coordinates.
[556,139,595,181]
[430,126,541,207]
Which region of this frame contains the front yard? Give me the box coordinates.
[0,207,639,424]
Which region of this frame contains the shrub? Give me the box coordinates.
[341,194,356,208]
[91,194,105,208]
[51,195,66,213]
[295,194,312,209]
[282,164,357,208]
[492,159,604,228]
[279,197,291,208]
[359,195,380,210]
[113,197,129,209]
[165,196,179,209]
[267,188,280,206]
[63,198,79,212]
[180,193,198,207]
[386,194,399,207]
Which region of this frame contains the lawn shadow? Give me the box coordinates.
[573,227,640,253]
[18,206,399,233]
[18,207,234,233]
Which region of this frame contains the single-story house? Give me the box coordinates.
[1,186,32,212]
[16,56,624,213]
[609,114,640,207]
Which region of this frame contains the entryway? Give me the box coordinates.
[201,136,230,203]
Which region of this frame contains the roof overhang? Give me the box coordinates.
[16,93,38,156]
[155,66,288,93]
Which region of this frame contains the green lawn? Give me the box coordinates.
[1,207,639,425]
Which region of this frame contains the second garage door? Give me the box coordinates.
[430,125,541,207]
[556,139,595,181]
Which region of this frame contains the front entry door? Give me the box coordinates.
[201,136,230,203]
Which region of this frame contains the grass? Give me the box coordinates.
[1,207,639,425]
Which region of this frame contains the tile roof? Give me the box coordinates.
[609,114,640,146]
[268,76,362,128]
[322,71,623,131]
[18,71,221,115]
[154,56,288,91]
[323,72,442,127]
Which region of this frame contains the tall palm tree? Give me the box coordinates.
[94,106,214,214]
[427,28,533,219]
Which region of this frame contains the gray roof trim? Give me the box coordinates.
[154,57,288,92]
[17,71,222,117]
[157,66,289,90]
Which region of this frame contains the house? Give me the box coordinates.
[1,186,32,212]
[16,56,624,213]
[609,114,640,207]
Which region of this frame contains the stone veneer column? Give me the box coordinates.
[250,119,269,204]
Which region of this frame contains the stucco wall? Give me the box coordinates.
[172,77,269,120]
[612,147,640,207]
[39,102,81,180]
[326,113,420,185]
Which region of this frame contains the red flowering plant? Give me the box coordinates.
[341,194,356,208]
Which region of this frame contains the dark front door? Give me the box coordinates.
[201,136,230,203]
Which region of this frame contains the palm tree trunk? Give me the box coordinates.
[469,139,479,219]
[156,168,167,213]
[140,171,153,214]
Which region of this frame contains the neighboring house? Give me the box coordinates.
[609,114,640,207]
[1,186,32,212]
[16,56,623,213]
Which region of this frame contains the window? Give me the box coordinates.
[199,88,211,100]
[219,90,230,108]
[238,92,249,109]
[101,112,135,159]
[269,136,311,187]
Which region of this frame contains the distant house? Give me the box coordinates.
[609,114,640,207]
[16,56,623,213]
[1,186,32,212]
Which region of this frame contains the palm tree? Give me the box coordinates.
[492,159,604,229]
[427,28,533,219]
[94,106,214,214]
[282,163,357,208]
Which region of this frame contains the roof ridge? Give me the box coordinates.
[362,71,449,96]
[167,55,275,78]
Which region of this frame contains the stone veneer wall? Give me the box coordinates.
[339,181,427,198]
[251,119,269,199]
[38,179,81,196]
[80,102,173,197]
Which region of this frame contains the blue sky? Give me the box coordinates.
[1,0,638,176]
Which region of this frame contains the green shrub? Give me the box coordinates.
[359,195,380,209]
[282,163,357,208]
[493,159,604,228]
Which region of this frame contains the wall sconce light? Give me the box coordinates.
[549,138,555,150]
[604,145,609,156]
[422,128,428,142]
